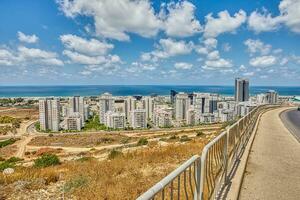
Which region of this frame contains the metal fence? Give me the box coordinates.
[137,105,276,200]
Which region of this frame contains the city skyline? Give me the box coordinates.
[0,0,300,86]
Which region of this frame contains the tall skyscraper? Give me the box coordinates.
[235,78,249,102]
[99,93,114,124]
[69,96,86,124]
[170,90,178,104]
[175,92,190,121]
[39,98,60,132]
[143,96,153,120]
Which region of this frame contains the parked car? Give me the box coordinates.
[298,106,300,111]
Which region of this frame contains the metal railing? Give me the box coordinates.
[137,105,276,200]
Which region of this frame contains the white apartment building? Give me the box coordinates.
[153,108,172,127]
[69,96,87,125]
[144,96,154,120]
[99,93,114,124]
[65,112,82,131]
[39,98,60,132]
[175,92,190,122]
[187,107,196,125]
[130,109,147,129]
[105,111,126,129]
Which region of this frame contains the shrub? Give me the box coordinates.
[76,157,94,162]
[108,149,123,159]
[64,175,88,192]
[196,131,204,137]
[169,135,177,140]
[180,135,191,142]
[137,138,148,146]
[6,157,23,163]
[34,154,60,168]
[120,137,130,144]
[0,138,17,148]
[0,161,14,172]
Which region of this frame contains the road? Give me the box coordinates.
[240,107,300,200]
[280,108,300,142]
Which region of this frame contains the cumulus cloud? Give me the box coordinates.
[249,55,277,67]
[203,58,233,69]
[174,62,193,70]
[163,1,202,37]
[141,38,193,61]
[57,0,162,41]
[222,43,231,52]
[244,39,272,55]
[195,38,217,55]
[0,46,63,67]
[60,34,113,56]
[248,0,300,34]
[17,31,39,43]
[203,10,247,38]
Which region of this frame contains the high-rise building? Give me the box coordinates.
[266,90,278,104]
[175,92,190,121]
[130,109,147,129]
[39,98,60,132]
[99,93,114,124]
[69,96,86,124]
[235,78,249,102]
[153,108,172,127]
[65,112,82,131]
[105,111,126,129]
[143,96,153,120]
[170,90,178,104]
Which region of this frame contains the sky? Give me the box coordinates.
[0,0,300,86]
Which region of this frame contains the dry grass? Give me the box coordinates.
[0,138,208,199]
[0,108,38,120]
[28,133,136,147]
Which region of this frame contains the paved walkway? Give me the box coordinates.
[240,108,300,200]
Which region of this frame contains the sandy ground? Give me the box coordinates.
[240,108,300,200]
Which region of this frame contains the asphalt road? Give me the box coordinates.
[280,108,300,142]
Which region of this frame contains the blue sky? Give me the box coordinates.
[0,0,300,86]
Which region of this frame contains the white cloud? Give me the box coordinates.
[207,50,220,60]
[249,55,277,67]
[60,34,113,56]
[141,38,193,61]
[57,0,162,41]
[163,1,202,37]
[248,11,283,33]
[174,62,193,70]
[243,71,255,76]
[17,31,39,43]
[239,64,246,71]
[203,58,233,69]
[63,50,120,66]
[223,43,231,52]
[0,46,63,67]
[244,39,272,55]
[18,46,64,66]
[248,0,300,34]
[195,38,217,55]
[280,57,289,65]
[203,10,247,38]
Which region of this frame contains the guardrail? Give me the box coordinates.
[137,105,277,200]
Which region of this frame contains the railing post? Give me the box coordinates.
[224,128,229,184]
[194,158,201,200]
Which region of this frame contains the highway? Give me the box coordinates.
[280,108,300,142]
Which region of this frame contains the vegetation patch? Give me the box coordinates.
[34,154,60,168]
[108,149,123,159]
[137,138,148,146]
[180,135,191,142]
[0,138,17,148]
[64,175,88,193]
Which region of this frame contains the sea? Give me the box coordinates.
[0,85,299,97]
